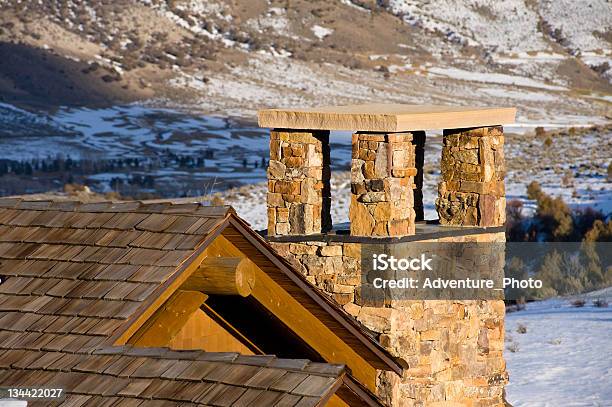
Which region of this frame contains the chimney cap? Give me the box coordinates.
[258,103,516,132]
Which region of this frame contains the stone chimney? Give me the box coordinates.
[259,104,515,406]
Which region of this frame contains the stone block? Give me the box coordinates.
[357,306,394,332]
[275,222,289,235]
[351,182,367,195]
[343,243,361,259]
[319,245,343,257]
[363,161,376,179]
[358,192,387,203]
[289,243,317,255]
[267,207,276,225]
[374,143,389,178]
[277,207,289,222]
[274,180,301,195]
[284,156,305,168]
[268,160,287,179]
[373,222,388,236]
[267,192,284,207]
[373,202,392,220]
[349,195,375,235]
[367,179,385,192]
[343,302,361,317]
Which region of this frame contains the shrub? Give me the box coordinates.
[535,127,546,137]
[506,342,519,353]
[526,181,543,200]
[516,324,527,334]
[211,195,224,206]
[544,136,553,147]
[593,299,609,308]
[525,183,573,240]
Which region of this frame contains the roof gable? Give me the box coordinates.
[0,198,400,406]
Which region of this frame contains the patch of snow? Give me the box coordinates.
[246,7,298,40]
[340,0,371,13]
[311,25,334,40]
[539,0,612,53]
[428,67,568,91]
[505,291,612,406]
[479,88,558,102]
[386,0,547,51]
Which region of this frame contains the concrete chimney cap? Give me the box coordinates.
[258,103,516,132]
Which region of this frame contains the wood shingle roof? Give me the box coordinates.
[0,197,397,406]
[0,346,344,406]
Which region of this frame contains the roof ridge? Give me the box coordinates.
[0,197,234,218]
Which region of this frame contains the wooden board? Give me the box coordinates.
[128,290,207,347]
[258,103,516,132]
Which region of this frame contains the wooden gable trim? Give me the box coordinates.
[128,289,207,347]
[339,374,385,407]
[108,216,231,346]
[226,216,404,376]
[197,233,378,389]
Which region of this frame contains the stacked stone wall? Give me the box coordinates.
[436,126,506,227]
[350,132,417,237]
[270,232,507,407]
[267,129,332,235]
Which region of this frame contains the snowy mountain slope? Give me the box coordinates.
[385,0,548,51]
[0,0,609,118]
[505,289,612,406]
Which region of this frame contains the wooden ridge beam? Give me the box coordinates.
[182,256,256,297]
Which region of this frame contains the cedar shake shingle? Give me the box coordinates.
[0,198,375,405]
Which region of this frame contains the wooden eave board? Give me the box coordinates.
[258,103,516,132]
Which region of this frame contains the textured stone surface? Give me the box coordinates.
[267,129,332,235]
[350,132,417,237]
[269,232,507,407]
[436,126,506,227]
[264,115,509,406]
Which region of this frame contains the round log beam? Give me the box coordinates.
[182,256,255,297]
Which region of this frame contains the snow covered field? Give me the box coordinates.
[505,288,612,407]
[1,102,610,214]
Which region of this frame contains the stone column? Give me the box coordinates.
[413,131,426,221]
[267,129,331,235]
[436,126,505,227]
[349,132,416,237]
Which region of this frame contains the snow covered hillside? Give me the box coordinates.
[505,288,612,406]
[0,1,610,119]
[2,102,609,217]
